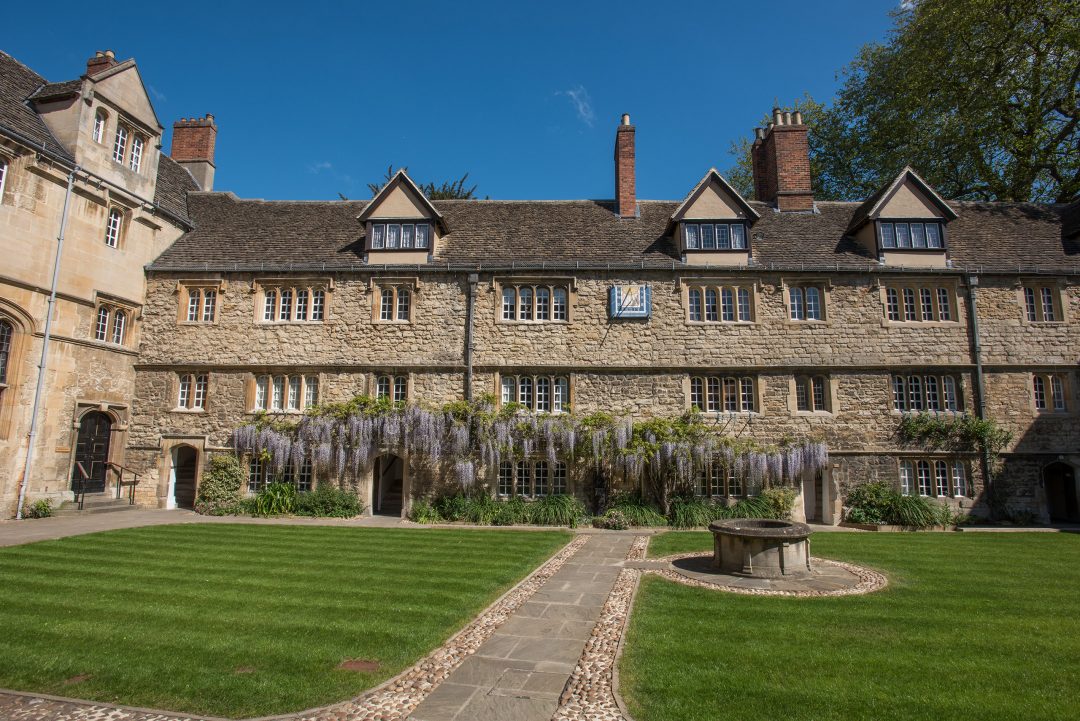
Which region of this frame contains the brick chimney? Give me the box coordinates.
[750,108,813,212]
[614,113,636,218]
[171,114,217,191]
[85,50,118,77]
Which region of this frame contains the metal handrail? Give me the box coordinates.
[106,462,139,505]
[73,462,90,511]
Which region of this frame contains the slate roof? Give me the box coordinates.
[27,79,82,101]
[149,192,1079,274]
[153,156,200,223]
[0,51,73,159]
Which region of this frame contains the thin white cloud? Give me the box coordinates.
[558,85,595,127]
[148,85,167,102]
[308,161,333,174]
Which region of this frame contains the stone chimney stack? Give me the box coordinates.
[614,113,636,219]
[85,50,118,77]
[171,114,218,191]
[750,107,813,212]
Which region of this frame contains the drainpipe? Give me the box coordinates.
[964,273,994,513]
[464,273,478,400]
[16,166,79,519]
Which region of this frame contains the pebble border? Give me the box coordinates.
[0,536,591,721]
[652,552,888,598]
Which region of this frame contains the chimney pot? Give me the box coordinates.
[104,50,115,59]
[86,49,119,77]
[95,51,104,58]
[751,106,814,211]
[171,114,218,191]
[614,115,636,218]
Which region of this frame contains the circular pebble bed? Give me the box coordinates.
[659,552,888,597]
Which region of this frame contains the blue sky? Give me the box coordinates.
[6,1,899,201]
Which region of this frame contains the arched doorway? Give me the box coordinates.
[72,411,112,494]
[1044,462,1078,522]
[373,454,404,516]
[171,446,199,510]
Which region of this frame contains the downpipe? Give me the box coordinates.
[16,166,78,519]
[964,273,995,515]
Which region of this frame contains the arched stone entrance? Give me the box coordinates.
[1044,462,1078,522]
[170,446,199,510]
[72,411,112,494]
[373,454,404,517]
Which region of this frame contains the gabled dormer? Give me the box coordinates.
[670,169,760,266]
[358,170,446,264]
[848,167,958,268]
[32,50,164,200]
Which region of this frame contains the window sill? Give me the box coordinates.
[256,320,327,326]
[695,411,761,418]
[784,319,830,326]
[373,320,413,325]
[498,320,570,325]
[247,409,313,416]
[1021,320,1067,327]
[178,321,218,326]
[882,320,961,328]
[793,410,833,417]
[170,408,205,414]
[685,320,757,327]
[892,409,964,416]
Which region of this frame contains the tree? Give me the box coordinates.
[367,165,480,200]
[726,0,1080,203]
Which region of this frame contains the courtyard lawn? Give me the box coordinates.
[622,531,1080,721]
[0,524,570,718]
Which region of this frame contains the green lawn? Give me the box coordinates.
[0,524,570,718]
[622,531,1080,721]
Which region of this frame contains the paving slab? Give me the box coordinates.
[409,533,636,721]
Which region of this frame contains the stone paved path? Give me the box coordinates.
[409,533,635,721]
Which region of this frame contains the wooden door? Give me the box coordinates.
[72,412,111,493]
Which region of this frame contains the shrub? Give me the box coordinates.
[294,485,364,518]
[530,494,587,528]
[760,487,797,519]
[668,496,714,529]
[463,493,500,525]
[845,480,943,528]
[254,482,297,516]
[409,499,442,524]
[433,492,472,522]
[593,509,629,530]
[23,499,53,519]
[607,492,666,527]
[194,455,245,515]
[844,481,894,524]
[721,495,776,520]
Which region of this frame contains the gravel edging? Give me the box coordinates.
[652,552,889,597]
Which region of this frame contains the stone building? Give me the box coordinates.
[3,50,1078,524]
[0,50,208,515]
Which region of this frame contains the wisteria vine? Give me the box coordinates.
[231,395,829,497]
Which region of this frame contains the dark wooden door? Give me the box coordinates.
[174,446,198,509]
[1045,463,1078,522]
[72,412,111,493]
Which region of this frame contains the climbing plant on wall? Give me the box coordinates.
[231,394,829,510]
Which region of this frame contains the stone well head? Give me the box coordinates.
[708,518,813,578]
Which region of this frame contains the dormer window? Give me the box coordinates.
[683,222,747,250]
[878,221,944,249]
[370,222,431,250]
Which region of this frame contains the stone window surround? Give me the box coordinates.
[248,455,314,494]
[694,464,746,499]
[789,374,837,415]
[373,372,410,403]
[890,372,964,414]
[248,373,321,413]
[92,98,159,168]
[92,293,138,347]
[494,371,574,414]
[252,277,333,325]
[176,279,224,324]
[679,277,760,325]
[493,276,577,325]
[104,205,126,248]
[497,459,569,497]
[369,276,419,324]
[898,457,971,499]
[684,374,763,415]
[875,277,960,326]
[779,277,833,324]
[172,372,209,413]
[0,302,33,441]
[1015,279,1067,325]
[1031,371,1072,414]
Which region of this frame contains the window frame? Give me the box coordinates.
[694,464,747,499]
[256,281,331,324]
[496,280,573,324]
[880,281,958,324]
[784,280,829,323]
[793,374,832,413]
[891,373,963,413]
[250,373,320,413]
[372,282,416,324]
[175,372,208,412]
[496,459,569,498]
[92,110,107,144]
[680,221,750,252]
[179,283,222,324]
[104,207,124,248]
[682,280,756,324]
[689,375,759,414]
[1018,282,1065,325]
[898,458,972,499]
[497,373,571,413]
[374,374,409,404]
[93,303,133,346]
[367,220,433,251]
[0,158,7,202]
[876,219,947,252]
[1032,372,1070,414]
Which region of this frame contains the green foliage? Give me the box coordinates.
[23,499,53,519]
[898,413,1012,456]
[593,509,630,530]
[433,492,473,522]
[409,499,442,524]
[463,493,500,525]
[845,481,944,528]
[254,482,298,516]
[193,454,246,516]
[294,485,364,518]
[726,0,1080,203]
[367,164,480,199]
[607,492,668,527]
[760,487,797,520]
[530,494,587,528]
[668,497,715,530]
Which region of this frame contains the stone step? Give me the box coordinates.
[55,496,137,515]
